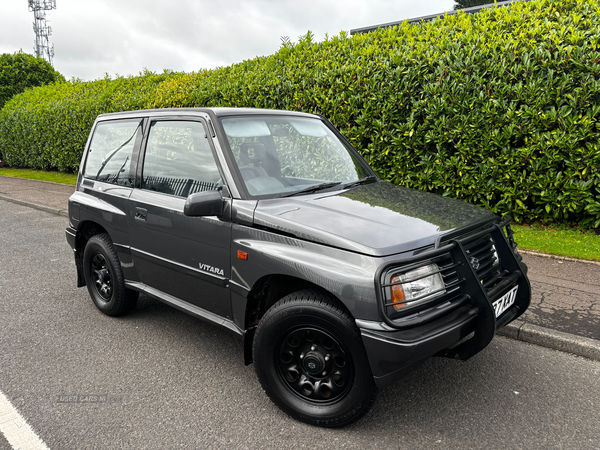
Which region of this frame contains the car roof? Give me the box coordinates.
[96,107,320,121]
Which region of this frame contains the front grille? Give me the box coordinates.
[462,233,501,287]
[437,253,462,296]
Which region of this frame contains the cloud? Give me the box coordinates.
[0,0,455,81]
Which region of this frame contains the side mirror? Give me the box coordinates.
[184,190,223,217]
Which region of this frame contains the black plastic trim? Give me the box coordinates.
[126,281,242,336]
[385,294,471,329]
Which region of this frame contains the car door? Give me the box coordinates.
[127,117,232,318]
[76,118,144,253]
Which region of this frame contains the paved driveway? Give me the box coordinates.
[520,254,600,340]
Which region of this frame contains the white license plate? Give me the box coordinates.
[493,285,519,318]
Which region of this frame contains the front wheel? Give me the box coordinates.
[253,290,378,427]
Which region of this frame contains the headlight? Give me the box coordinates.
[391,264,446,311]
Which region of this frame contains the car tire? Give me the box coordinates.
[82,233,138,316]
[253,289,378,427]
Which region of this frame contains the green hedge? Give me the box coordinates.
[1,0,599,227]
[0,71,177,171]
[0,51,65,161]
[0,51,65,110]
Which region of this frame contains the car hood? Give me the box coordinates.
[251,181,497,257]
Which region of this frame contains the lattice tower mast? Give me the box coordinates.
[28,0,56,65]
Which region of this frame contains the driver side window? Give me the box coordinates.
[141,120,221,197]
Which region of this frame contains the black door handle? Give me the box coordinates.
[135,207,147,221]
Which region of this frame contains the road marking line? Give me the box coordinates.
[0,390,49,450]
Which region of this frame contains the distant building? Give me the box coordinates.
[350,0,532,35]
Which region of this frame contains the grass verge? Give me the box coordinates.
[512,224,600,262]
[0,167,77,185]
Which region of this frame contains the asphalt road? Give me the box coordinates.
[1,199,600,450]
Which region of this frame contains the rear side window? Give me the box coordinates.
[141,120,221,197]
[83,119,143,186]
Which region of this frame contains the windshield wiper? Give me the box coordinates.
[340,175,377,190]
[283,181,341,197]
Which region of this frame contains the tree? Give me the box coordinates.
[0,51,65,109]
[454,0,493,10]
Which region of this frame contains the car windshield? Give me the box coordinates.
[221,115,373,198]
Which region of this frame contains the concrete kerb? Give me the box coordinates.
[520,249,600,266]
[0,193,68,217]
[498,320,600,361]
[2,189,600,362]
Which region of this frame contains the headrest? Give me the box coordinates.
[239,142,267,165]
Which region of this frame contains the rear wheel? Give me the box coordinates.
[253,290,378,427]
[82,234,138,316]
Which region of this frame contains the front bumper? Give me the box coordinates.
[360,218,531,388]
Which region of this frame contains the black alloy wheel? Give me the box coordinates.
[253,290,378,427]
[90,252,112,300]
[82,233,138,316]
[277,326,353,403]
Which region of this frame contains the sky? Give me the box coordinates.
[1,0,455,82]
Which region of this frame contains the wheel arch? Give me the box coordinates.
[73,221,110,287]
[242,274,354,365]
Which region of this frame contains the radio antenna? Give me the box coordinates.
[28,0,57,65]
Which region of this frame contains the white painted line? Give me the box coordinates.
[0,390,49,450]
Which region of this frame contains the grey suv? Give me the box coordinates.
[66,108,531,427]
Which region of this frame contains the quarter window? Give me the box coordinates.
[83,119,142,186]
[141,121,221,197]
